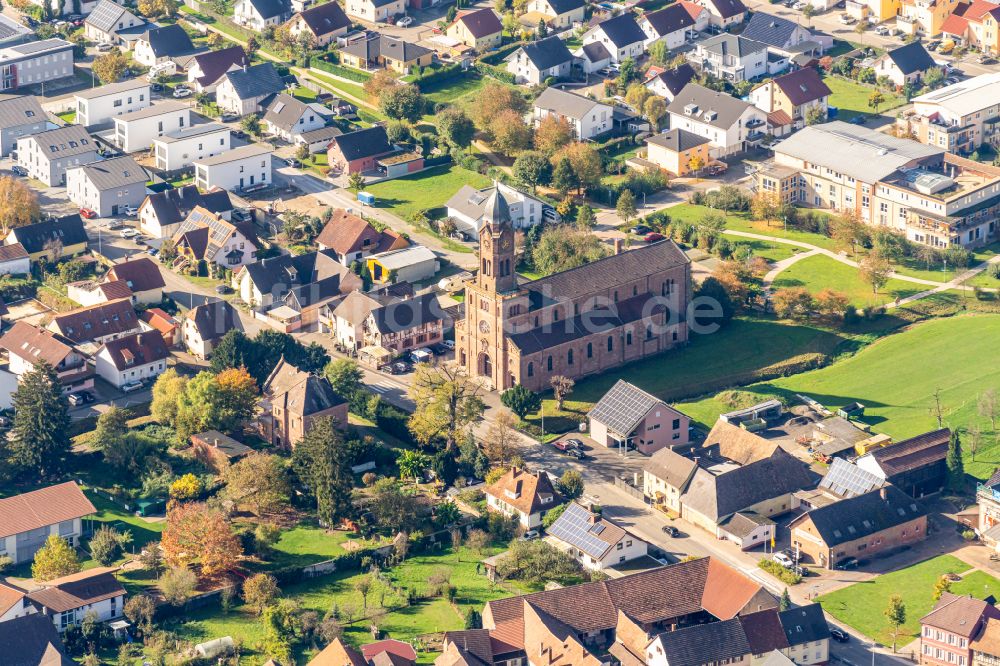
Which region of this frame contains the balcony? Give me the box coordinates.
[745,118,765,129]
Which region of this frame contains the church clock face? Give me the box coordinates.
[482,235,492,250]
[500,236,512,250]
[479,320,490,333]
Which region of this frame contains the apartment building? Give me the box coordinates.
[901,73,1000,154]
[0,39,74,92]
[17,125,100,186]
[112,101,189,153]
[921,594,1000,666]
[0,95,47,156]
[152,123,230,171]
[74,79,150,127]
[532,86,615,140]
[193,143,272,193]
[65,155,147,217]
[667,83,768,156]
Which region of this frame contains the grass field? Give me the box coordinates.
[422,73,487,105]
[364,164,492,220]
[307,71,371,107]
[665,204,840,251]
[772,254,925,306]
[677,315,1000,477]
[524,317,849,434]
[56,109,76,123]
[817,555,1000,645]
[825,76,904,117]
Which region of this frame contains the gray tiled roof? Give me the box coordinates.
[698,33,766,58]
[140,24,194,57]
[223,62,284,101]
[593,12,645,48]
[0,95,43,129]
[263,93,310,131]
[779,604,830,646]
[647,128,710,152]
[885,41,936,75]
[25,125,97,159]
[75,78,149,100]
[667,83,755,130]
[643,3,698,37]
[655,618,751,666]
[72,156,146,191]
[589,379,664,437]
[534,86,608,120]
[742,12,801,48]
[790,485,925,547]
[297,0,351,36]
[514,35,573,70]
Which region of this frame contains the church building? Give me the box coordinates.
[456,190,691,392]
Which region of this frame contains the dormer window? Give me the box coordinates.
[504,488,520,499]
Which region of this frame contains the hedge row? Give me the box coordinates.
[412,63,465,91]
[312,59,372,82]
[473,61,515,84]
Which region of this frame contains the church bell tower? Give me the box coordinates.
[477,188,517,294]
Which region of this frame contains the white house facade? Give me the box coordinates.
[194,143,272,193]
[112,102,190,154]
[74,79,150,127]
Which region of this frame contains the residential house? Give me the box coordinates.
[234,0,292,31]
[346,0,405,22]
[749,67,831,128]
[525,0,586,27]
[84,0,145,46]
[74,79,150,127]
[789,485,927,568]
[286,0,351,47]
[941,0,1000,54]
[138,185,233,238]
[0,14,32,48]
[640,3,704,49]
[329,290,383,352]
[340,34,435,73]
[360,291,445,359]
[361,640,418,666]
[66,279,133,307]
[94,330,169,388]
[646,617,753,666]
[65,155,147,217]
[262,93,328,142]
[0,39,75,93]
[48,298,141,346]
[692,34,769,82]
[505,35,574,85]
[366,245,438,284]
[818,457,886,502]
[0,482,95,564]
[546,501,649,571]
[446,8,503,51]
[667,83,768,156]
[139,307,180,347]
[0,612,73,663]
[113,102,190,153]
[0,243,29,275]
[856,428,950,497]
[133,24,195,67]
[779,604,831,666]
[186,45,248,93]
[260,357,348,447]
[216,63,286,116]
[644,128,713,175]
[921,593,1000,666]
[898,0,960,37]
[577,40,613,74]
[172,206,259,269]
[971,617,1000,666]
[190,430,253,472]
[182,300,243,358]
[645,62,697,102]
[327,124,398,175]
[0,322,93,394]
[532,86,614,139]
[107,256,166,305]
[873,42,937,87]
[644,447,698,514]
[153,123,231,172]
[316,208,408,264]
[28,568,125,633]
[6,214,88,263]
[0,95,47,156]
[718,510,776,551]
[904,72,1000,153]
[742,12,820,55]
[485,467,563,528]
[582,13,646,64]
[296,125,343,154]
[588,380,691,455]
[980,468,1000,550]
[445,181,547,238]
[193,143,272,193]
[16,125,100,187]
[308,639,368,666]
[694,0,747,27]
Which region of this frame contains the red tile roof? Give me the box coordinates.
[26,568,124,614]
[0,482,95,539]
[0,321,76,367]
[107,256,166,293]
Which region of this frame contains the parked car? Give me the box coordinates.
[707,163,728,176]
[552,440,573,451]
[172,87,192,98]
[79,208,98,219]
[121,228,139,238]
[392,361,411,374]
[830,628,850,643]
[123,204,139,216]
[441,339,456,350]
[285,158,301,168]
[848,115,866,125]
[67,393,86,406]
[874,24,889,35]
[837,557,860,570]
[11,165,27,176]
[773,552,795,568]
[398,15,414,26]
[410,348,434,364]
[564,438,583,449]
[215,284,233,294]
[96,42,113,52]
[839,13,855,24]
[220,113,239,123]
[644,232,665,243]
[979,55,997,64]
[630,224,651,235]
[231,129,247,139]
[150,83,163,93]
[661,525,679,537]
[520,530,539,541]
[121,381,144,393]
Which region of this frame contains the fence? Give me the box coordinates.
[614,476,647,503]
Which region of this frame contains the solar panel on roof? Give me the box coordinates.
[546,503,612,559]
[819,458,882,498]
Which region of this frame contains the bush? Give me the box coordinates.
[758,559,802,585]
[312,58,372,82]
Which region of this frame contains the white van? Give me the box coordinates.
[146,61,177,80]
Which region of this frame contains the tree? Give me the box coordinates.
[750,192,782,224]
[868,90,886,114]
[32,535,80,581]
[554,142,602,194]
[10,361,70,479]
[771,287,814,320]
[291,416,355,526]
[624,83,651,112]
[500,385,541,419]
[494,539,584,585]
[550,375,575,410]
[780,588,792,611]
[947,430,964,492]
[858,252,893,301]
[364,69,400,101]
[979,389,998,431]
[161,502,242,578]
[123,595,155,635]
[483,411,518,466]
[159,566,197,606]
[0,176,40,236]
[243,573,280,615]
[805,105,826,125]
[379,85,425,122]
[923,66,945,90]
[550,156,575,195]
[397,449,431,484]
[241,113,262,138]
[687,154,705,174]
[534,114,574,154]
[885,595,906,651]
[644,96,668,130]
[490,109,532,155]
[575,203,595,231]
[512,151,551,193]
[325,359,364,399]
[933,575,953,602]
[222,454,290,515]
[472,81,527,130]
[532,225,608,276]
[438,107,475,147]
[348,172,366,192]
[694,276,736,323]
[170,472,202,501]
[558,469,583,499]
[174,368,258,443]
[830,212,869,256]
[814,289,851,317]
[207,30,224,49]
[617,57,637,89]
[92,49,128,84]
[616,189,638,223]
[801,3,815,24]
[370,478,420,532]
[89,525,131,566]
[407,364,485,451]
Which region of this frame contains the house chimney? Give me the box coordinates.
[213,438,219,448]
[880,486,888,500]
[614,238,623,255]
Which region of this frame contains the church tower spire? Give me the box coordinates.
[477,185,517,293]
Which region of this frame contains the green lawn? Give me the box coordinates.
[666,204,839,251]
[677,314,1000,478]
[364,164,492,220]
[86,489,164,552]
[308,71,370,106]
[825,76,904,117]
[291,85,318,102]
[56,109,76,124]
[730,238,802,264]
[817,555,1000,645]
[772,254,925,306]
[525,317,848,434]
[260,525,361,570]
[422,73,487,105]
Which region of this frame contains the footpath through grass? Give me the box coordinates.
[667,204,840,251]
[817,555,1000,645]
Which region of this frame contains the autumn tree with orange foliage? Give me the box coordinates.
[0,176,40,237]
[215,366,259,427]
[161,502,242,579]
[534,114,575,155]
